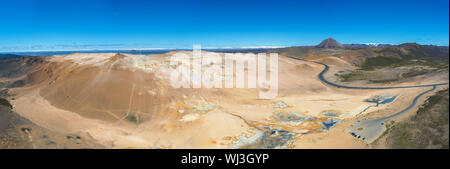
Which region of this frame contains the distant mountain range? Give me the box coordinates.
[271,38,449,70]
[344,43,393,48]
[0,38,447,59]
[315,38,393,48]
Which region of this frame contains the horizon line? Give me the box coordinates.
[1,42,450,53]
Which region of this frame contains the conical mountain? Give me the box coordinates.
[316,38,343,48]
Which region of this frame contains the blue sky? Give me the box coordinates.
[0,0,448,52]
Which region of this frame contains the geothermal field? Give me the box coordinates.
[1,43,448,148]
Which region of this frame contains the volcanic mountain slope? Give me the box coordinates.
[0,54,22,59]
[316,38,344,48]
[0,56,45,88]
[0,50,448,149]
[4,52,250,148]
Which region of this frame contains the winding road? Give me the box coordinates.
[287,55,449,89]
[286,55,449,143]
